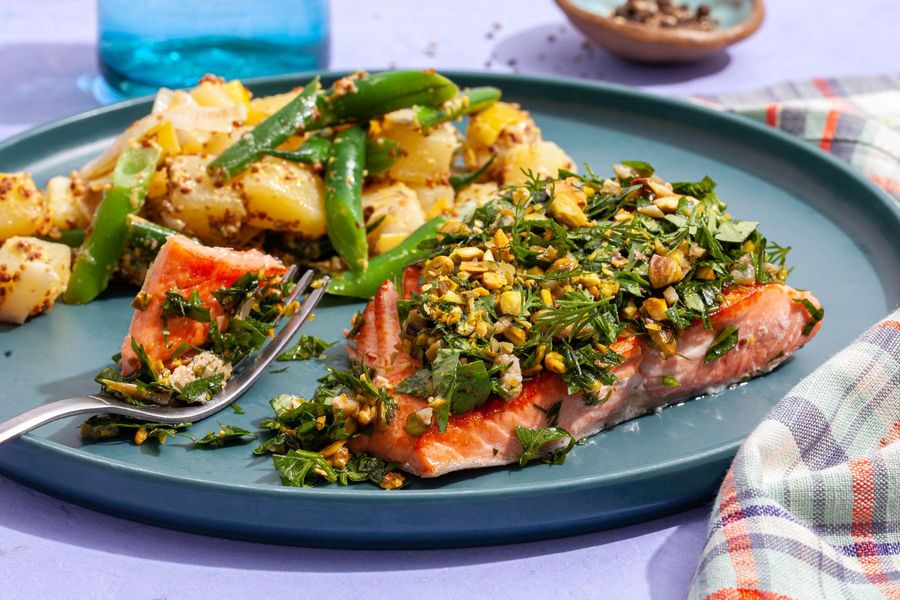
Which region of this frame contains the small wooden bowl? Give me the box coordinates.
[555,0,765,63]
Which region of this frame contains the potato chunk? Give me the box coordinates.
[159,154,246,244]
[238,156,327,237]
[45,174,92,230]
[0,173,50,241]
[362,182,426,254]
[464,102,541,171]
[0,237,71,324]
[381,112,459,185]
[501,142,575,185]
[410,183,455,218]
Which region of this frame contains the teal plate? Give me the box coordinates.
[1,72,898,548]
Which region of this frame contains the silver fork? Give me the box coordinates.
[0,268,329,445]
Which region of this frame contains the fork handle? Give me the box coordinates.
[0,396,120,445]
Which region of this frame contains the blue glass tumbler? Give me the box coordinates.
[98,0,329,97]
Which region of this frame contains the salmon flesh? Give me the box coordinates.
[348,275,822,478]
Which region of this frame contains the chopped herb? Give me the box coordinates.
[661,376,680,387]
[450,154,497,191]
[395,368,435,397]
[230,403,245,414]
[535,401,563,426]
[79,415,191,444]
[514,426,575,466]
[794,298,824,336]
[276,335,336,361]
[179,374,224,404]
[269,366,289,374]
[161,289,211,323]
[190,424,255,448]
[714,220,759,244]
[704,326,739,364]
[768,351,785,363]
[620,160,655,175]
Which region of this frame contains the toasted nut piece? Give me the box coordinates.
[649,254,684,288]
[426,255,455,275]
[320,440,346,458]
[548,183,591,228]
[380,472,405,490]
[653,195,680,213]
[134,426,148,446]
[474,320,491,338]
[451,246,484,261]
[544,351,567,374]
[405,407,433,436]
[502,325,527,345]
[481,271,506,290]
[613,208,632,223]
[441,290,465,304]
[548,256,579,274]
[598,278,619,298]
[695,266,716,280]
[663,286,679,305]
[642,297,669,321]
[613,163,639,179]
[637,205,665,219]
[459,260,491,274]
[499,290,522,316]
[492,228,510,248]
[540,288,553,307]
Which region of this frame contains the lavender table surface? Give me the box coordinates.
[1,1,897,598]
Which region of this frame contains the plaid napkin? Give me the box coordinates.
[689,76,900,599]
[696,73,900,200]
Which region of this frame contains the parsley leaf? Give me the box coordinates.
[276,335,336,361]
[704,326,739,364]
[514,426,575,466]
[190,423,255,448]
[715,220,759,244]
[620,160,655,176]
[179,374,224,404]
[395,368,435,397]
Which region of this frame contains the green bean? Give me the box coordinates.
[413,87,502,129]
[43,228,85,248]
[328,216,447,299]
[209,71,458,180]
[126,215,181,254]
[64,146,161,304]
[208,79,321,179]
[265,135,331,167]
[324,126,368,273]
[364,137,402,175]
[266,134,402,177]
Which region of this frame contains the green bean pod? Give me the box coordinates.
[316,70,459,125]
[265,135,332,168]
[208,79,321,179]
[64,146,161,304]
[324,126,368,273]
[209,71,458,180]
[364,137,403,175]
[413,87,502,129]
[328,216,447,299]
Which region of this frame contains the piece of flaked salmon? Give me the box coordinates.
[347,275,822,478]
[119,235,284,376]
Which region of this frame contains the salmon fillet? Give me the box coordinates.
[348,275,822,478]
[119,235,284,375]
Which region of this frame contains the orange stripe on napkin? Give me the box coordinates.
[820,110,840,152]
